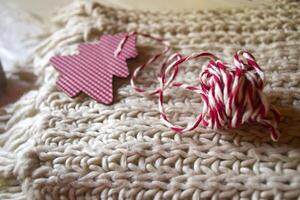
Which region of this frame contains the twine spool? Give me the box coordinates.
[116,32,280,141]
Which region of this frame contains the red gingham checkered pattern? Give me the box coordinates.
[50,33,137,104]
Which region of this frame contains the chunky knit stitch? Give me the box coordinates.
[0,0,299,199]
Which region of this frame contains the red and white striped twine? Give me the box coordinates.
[115,32,281,141]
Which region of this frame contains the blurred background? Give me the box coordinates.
[0,0,271,71]
[0,0,272,105]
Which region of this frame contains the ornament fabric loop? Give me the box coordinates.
[116,32,182,96]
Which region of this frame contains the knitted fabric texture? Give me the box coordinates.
[0,1,300,199]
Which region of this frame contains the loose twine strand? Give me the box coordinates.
[115,32,280,141]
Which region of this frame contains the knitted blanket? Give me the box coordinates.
[0,1,299,199]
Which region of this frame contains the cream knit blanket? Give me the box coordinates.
[0,1,299,199]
